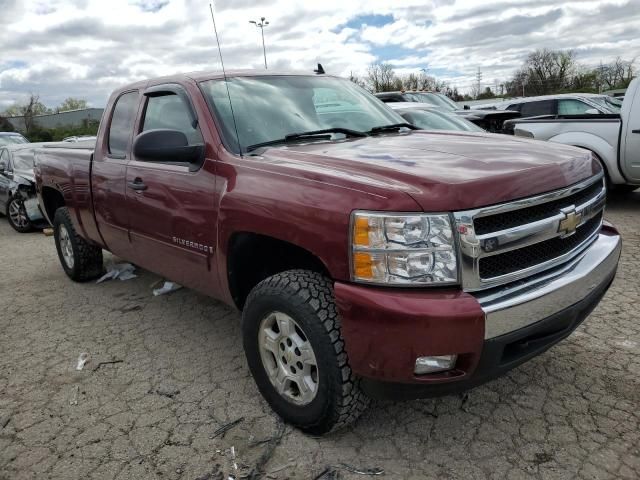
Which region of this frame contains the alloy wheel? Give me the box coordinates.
[9,199,29,230]
[58,224,75,269]
[258,311,319,405]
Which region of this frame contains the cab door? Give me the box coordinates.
[92,90,141,258]
[620,87,640,183]
[124,83,219,296]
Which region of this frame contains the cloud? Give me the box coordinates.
[0,0,638,110]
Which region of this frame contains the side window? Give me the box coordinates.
[558,99,596,115]
[520,100,555,117]
[108,91,138,156]
[507,104,521,112]
[142,93,203,146]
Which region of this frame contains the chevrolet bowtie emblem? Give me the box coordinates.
[558,207,582,236]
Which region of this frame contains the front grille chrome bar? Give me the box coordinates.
[453,173,606,291]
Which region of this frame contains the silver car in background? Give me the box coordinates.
[387,102,485,132]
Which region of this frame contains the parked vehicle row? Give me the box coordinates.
[375,90,521,133]
[488,92,623,117]
[32,69,621,434]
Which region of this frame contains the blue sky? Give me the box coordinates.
[1,0,638,109]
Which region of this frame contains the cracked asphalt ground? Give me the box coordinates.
[1,193,639,480]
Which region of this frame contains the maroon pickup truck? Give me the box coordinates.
[35,71,621,434]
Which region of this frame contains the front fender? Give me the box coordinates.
[214,158,420,292]
[547,132,623,184]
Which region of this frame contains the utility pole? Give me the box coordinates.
[475,67,482,99]
[249,17,269,69]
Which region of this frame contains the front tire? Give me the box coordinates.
[7,197,33,233]
[242,270,369,435]
[53,207,104,281]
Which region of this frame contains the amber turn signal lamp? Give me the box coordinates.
[353,252,373,279]
[353,216,370,246]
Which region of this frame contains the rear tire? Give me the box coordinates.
[53,207,104,282]
[242,270,369,435]
[7,197,33,233]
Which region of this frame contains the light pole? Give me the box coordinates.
[249,17,269,69]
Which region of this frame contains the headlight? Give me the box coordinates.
[351,211,458,285]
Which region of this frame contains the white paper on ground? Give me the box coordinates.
[76,352,90,370]
[96,263,137,283]
[153,281,182,296]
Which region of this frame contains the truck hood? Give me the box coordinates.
[257,131,600,212]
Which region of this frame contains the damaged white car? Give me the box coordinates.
[0,143,48,232]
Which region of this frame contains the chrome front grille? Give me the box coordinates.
[453,173,606,291]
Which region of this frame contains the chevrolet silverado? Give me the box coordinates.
[35,71,621,434]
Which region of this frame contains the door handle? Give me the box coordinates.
[127,178,147,191]
[632,129,640,134]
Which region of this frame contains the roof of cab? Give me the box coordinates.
[113,69,333,93]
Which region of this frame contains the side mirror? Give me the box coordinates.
[133,129,203,164]
[584,108,601,115]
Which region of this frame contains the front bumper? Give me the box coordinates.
[335,226,621,398]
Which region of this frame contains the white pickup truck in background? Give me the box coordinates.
[505,78,639,192]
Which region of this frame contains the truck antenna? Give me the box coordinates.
[209,2,243,156]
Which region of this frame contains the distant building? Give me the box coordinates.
[7,108,104,131]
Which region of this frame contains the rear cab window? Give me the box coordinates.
[108,91,139,158]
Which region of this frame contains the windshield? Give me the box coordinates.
[0,135,29,146]
[398,109,483,132]
[13,150,35,170]
[589,95,623,113]
[200,75,405,154]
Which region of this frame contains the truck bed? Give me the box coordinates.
[35,141,102,246]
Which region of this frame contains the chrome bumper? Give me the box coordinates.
[474,230,621,339]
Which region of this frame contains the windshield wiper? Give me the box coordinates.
[246,128,368,153]
[368,123,420,134]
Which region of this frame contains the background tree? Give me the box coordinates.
[348,71,367,89]
[4,95,51,118]
[20,94,51,134]
[597,57,636,90]
[57,97,88,112]
[476,87,497,100]
[366,63,398,92]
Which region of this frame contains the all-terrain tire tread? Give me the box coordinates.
[54,207,103,281]
[244,269,370,433]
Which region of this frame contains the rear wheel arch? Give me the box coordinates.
[40,186,66,224]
